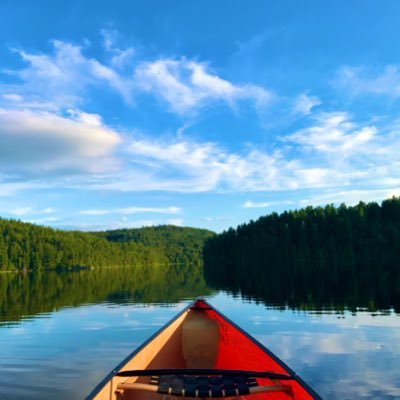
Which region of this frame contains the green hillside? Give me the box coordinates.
[0,219,214,271]
[95,225,215,265]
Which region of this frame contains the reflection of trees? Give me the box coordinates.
[0,264,213,324]
[204,198,400,313]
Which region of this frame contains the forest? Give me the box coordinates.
[203,197,400,312]
[0,218,213,270]
[95,225,214,265]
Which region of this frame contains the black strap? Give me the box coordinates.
[115,368,293,380]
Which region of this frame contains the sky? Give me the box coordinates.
[1,0,400,232]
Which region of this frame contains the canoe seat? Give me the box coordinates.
[150,374,258,397]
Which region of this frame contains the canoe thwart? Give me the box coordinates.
[115,368,293,380]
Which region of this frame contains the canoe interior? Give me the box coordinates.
[89,300,320,400]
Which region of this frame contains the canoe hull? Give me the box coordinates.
[86,299,322,400]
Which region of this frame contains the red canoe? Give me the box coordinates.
[87,298,322,400]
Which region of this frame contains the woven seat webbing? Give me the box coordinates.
[150,375,258,397]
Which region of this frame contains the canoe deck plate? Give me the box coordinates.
[149,374,258,397]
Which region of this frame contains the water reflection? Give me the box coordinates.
[0,264,212,324]
[204,261,400,314]
[1,267,400,399]
[209,294,400,400]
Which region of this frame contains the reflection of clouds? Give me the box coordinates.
[248,311,400,399]
[250,315,279,325]
[325,374,400,399]
[323,312,400,328]
[2,293,399,399]
[82,321,110,331]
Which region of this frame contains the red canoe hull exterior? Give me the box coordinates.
[190,299,322,400]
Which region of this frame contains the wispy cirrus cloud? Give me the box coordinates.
[2,39,271,116]
[2,93,23,102]
[1,105,400,200]
[100,29,135,69]
[121,137,294,192]
[3,40,133,108]
[78,109,400,195]
[63,218,184,231]
[283,112,376,156]
[2,36,400,209]
[335,65,400,97]
[243,201,270,208]
[0,204,57,217]
[80,206,181,215]
[0,180,49,197]
[299,188,400,208]
[292,93,321,115]
[134,59,272,114]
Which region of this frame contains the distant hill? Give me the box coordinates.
[0,218,214,271]
[95,225,215,265]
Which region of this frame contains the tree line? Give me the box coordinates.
[0,218,213,270]
[203,197,400,312]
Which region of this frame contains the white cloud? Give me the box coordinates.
[2,38,400,202]
[79,209,110,216]
[11,41,93,108]
[335,65,400,97]
[119,137,291,192]
[243,200,296,209]
[84,113,399,194]
[0,108,121,174]
[3,40,271,117]
[26,216,60,225]
[135,59,271,114]
[243,201,270,208]
[0,204,57,217]
[100,29,135,69]
[42,207,56,214]
[166,218,183,226]
[111,48,135,69]
[0,181,48,197]
[80,206,181,215]
[293,93,321,115]
[2,93,23,101]
[300,188,400,208]
[1,105,400,201]
[283,112,376,156]
[67,219,173,231]
[7,206,33,216]
[3,40,133,110]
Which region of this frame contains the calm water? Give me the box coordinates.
[0,266,399,400]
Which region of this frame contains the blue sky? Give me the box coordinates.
[1,0,400,232]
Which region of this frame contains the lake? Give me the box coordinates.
[0,266,399,399]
